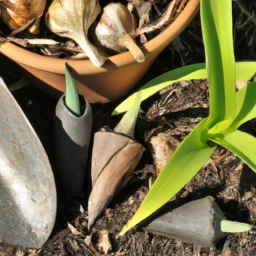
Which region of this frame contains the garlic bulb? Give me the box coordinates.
[46,0,107,68]
[95,3,145,63]
[0,0,46,34]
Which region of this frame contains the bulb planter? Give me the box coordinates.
[0,0,200,103]
[54,94,92,198]
[143,196,229,248]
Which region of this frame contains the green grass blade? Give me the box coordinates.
[65,63,81,117]
[119,119,216,235]
[201,0,236,128]
[211,130,256,173]
[8,76,31,92]
[228,81,256,131]
[112,63,207,115]
[221,220,253,233]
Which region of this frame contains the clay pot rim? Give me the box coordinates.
[0,0,200,75]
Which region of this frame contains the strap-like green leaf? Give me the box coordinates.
[8,76,31,92]
[211,130,256,173]
[119,119,216,235]
[201,0,236,128]
[210,80,256,134]
[114,91,142,138]
[65,63,81,117]
[236,62,256,79]
[228,81,256,131]
[113,62,256,116]
[112,63,206,115]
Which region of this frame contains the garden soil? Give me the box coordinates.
[1,1,256,255]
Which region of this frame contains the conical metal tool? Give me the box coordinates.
[54,94,92,197]
[0,78,56,248]
[144,196,229,247]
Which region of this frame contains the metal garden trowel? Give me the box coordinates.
[0,78,56,248]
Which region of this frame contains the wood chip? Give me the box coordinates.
[67,222,83,236]
[236,80,248,90]
[26,39,59,45]
[84,235,92,247]
[96,230,112,255]
[149,131,180,175]
[80,205,85,213]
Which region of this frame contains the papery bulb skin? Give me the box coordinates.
[0,0,46,34]
[96,3,134,52]
[96,3,145,63]
[46,0,107,67]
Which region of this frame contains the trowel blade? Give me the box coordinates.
[0,78,56,248]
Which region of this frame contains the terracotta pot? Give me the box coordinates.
[0,0,200,103]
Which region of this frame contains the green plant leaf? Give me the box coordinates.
[236,62,256,80]
[112,63,207,115]
[119,119,217,236]
[228,81,256,131]
[112,62,256,116]
[118,0,256,237]
[8,76,30,92]
[221,220,253,233]
[114,91,142,138]
[211,130,256,173]
[194,73,256,136]
[201,0,236,129]
[65,62,81,117]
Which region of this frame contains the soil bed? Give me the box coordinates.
[0,1,256,255]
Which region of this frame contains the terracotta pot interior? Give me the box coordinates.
[0,0,200,102]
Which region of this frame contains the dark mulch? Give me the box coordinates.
[1,1,256,255]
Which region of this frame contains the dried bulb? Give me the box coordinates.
[95,3,145,63]
[0,0,46,34]
[46,0,107,68]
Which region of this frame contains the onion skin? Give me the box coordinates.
[95,3,145,63]
[0,0,46,34]
[46,0,107,67]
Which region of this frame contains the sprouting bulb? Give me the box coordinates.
[0,0,46,34]
[95,2,145,63]
[45,0,107,68]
